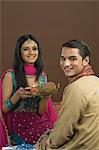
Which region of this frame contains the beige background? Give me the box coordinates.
[0,1,99,101]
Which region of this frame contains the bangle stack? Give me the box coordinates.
[6,99,14,110]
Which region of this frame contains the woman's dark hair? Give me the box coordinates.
[62,40,91,60]
[13,34,43,89]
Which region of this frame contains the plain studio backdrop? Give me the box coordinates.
[0,0,99,101]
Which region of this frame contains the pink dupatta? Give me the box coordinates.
[0,69,13,148]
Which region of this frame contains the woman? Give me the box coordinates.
[0,34,57,148]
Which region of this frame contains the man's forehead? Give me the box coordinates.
[61,47,80,56]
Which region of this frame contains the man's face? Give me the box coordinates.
[60,47,89,77]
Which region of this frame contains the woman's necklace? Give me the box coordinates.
[26,74,38,87]
[26,74,35,78]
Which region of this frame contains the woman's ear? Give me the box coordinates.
[83,56,90,66]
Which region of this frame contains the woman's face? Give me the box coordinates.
[20,39,39,64]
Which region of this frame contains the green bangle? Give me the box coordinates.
[6,99,14,110]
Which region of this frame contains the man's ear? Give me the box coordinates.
[83,56,90,66]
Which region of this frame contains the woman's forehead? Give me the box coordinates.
[22,40,37,47]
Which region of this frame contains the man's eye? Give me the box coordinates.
[69,57,77,61]
[60,56,65,61]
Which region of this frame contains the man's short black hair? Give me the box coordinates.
[62,40,91,59]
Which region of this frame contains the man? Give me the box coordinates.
[36,40,99,150]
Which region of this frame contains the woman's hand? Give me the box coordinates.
[17,87,32,99]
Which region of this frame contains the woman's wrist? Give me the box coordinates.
[6,99,14,110]
[11,89,21,105]
[3,89,21,112]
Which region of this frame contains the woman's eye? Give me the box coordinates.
[23,48,28,51]
[32,47,38,51]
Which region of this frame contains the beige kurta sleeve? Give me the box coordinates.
[45,83,85,149]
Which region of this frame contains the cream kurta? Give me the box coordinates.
[36,75,99,150]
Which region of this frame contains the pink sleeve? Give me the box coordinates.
[47,97,58,123]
